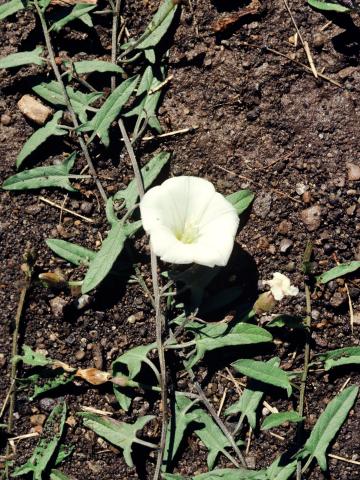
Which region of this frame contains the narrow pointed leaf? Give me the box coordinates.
[0,0,24,20]
[319,346,360,370]
[80,75,139,146]
[51,4,96,32]
[316,261,360,284]
[17,111,67,168]
[187,323,272,369]
[80,413,155,467]
[71,60,124,75]
[46,238,96,266]
[136,0,178,50]
[3,153,76,191]
[50,470,71,480]
[232,358,292,396]
[261,411,303,430]
[12,402,67,479]
[114,151,170,209]
[0,46,44,69]
[303,385,358,470]
[307,0,350,12]
[225,358,279,429]
[81,222,126,293]
[33,81,102,123]
[266,456,297,480]
[163,470,266,480]
[226,189,254,216]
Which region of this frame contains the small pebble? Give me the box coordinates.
[277,220,292,235]
[0,113,12,126]
[330,291,347,308]
[39,397,57,412]
[0,353,6,368]
[17,95,52,125]
[346,162,360,181]
[30,414,46,426]
[300,205,322,232]
[127,311,145,324]
[295,182,308,195]
[49,297,67,317]
[80,202,93,215]
[302,191,312,204]
[75,350,86,361]
[279,238,293,254]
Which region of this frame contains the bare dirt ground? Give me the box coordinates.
[1,0,360,478]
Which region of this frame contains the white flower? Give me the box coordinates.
[140,176,239,268]
[264,272,299,301]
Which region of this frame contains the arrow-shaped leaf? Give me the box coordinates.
[12,402,67,479]
[80,75,139,146]
[225,358,279,429]
[112,342,156,410]
[0,46,44,69]
[114,151,170,209]
[70,60,124,75]
[186,323,272,369]
[3,153,77,191]
[303,385,358,470]
[33,81,102,123]
[17,111,67,168]
[232,358,292,397]
[80,413,155,467]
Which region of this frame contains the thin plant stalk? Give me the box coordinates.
[296,241,313,480]
[33,0,107,204]
[111,0,122,92]
[118,119,168,480]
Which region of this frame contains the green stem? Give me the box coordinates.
[134,438,159,450]
[164,340,196,350]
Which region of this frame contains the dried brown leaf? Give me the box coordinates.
[75,368,111,385]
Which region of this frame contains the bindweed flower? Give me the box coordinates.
[264,272,299,301]
[140,176,239,267]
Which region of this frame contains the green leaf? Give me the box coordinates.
[80,75,139,146]
[112,342,156,410]
[51,4,96,32]
[225,358,279,429]
[16,111,67,168]
[136,0,178,50]
[13,345,49,366]
[261,411,303,430]
[114,151,170,209]
[54,444,74,466]
[13,402,67,479]
[266,315,305,329]
[124,66,164,135]
[163,395,200,468]
[193,408,244,470]
[81,221,126,293]
[71,60,124,76]
[303,385,358,470]
[31,373,75,400]
[0,0,24,21]
[0,46,44,69]
[307,0,350,12]
[232,358,292,396]
[80,413,155,467]
[226,189,254,216]
[318,346,360,371]
[46,239,96,266]
[266,456,297,480]
[316,261,360,284]
[163,471,266,480]
[3,153,77,191]
[33,81,102,123]
[50,470,72,480]
[187,323,272,369]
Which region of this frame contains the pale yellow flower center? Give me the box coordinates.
[175,220,199,244]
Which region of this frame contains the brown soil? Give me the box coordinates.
[1,1,360,479]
